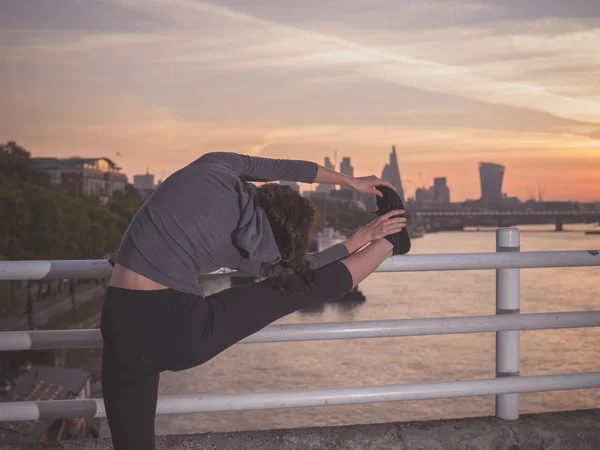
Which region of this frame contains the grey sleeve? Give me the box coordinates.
[196,152,318,183]
[304,243,349,269]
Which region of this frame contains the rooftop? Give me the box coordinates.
[31,158,120,171]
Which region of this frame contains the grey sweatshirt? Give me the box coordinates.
[109,152,349,296]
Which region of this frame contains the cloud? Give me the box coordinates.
[2,0,599,200]
[101,0,600,124]
[3,1,599,124]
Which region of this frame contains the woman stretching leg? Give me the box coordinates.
[101,152,407,449]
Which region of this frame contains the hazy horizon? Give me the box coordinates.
[1,0,599,202]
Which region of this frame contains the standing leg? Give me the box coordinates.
[101,367,160,450]
[163,239,393,371]
[101,288,166,450]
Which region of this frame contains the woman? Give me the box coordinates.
[102,152,408,449]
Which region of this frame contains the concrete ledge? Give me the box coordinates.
[3,409,600,449]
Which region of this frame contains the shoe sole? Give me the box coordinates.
[375,186,411,255]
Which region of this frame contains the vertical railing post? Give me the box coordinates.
[495,227,521,420]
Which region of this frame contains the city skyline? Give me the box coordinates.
[1,1,599,202]
[11,142,596,204]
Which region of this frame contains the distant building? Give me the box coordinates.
[433,177,451,203]
[32,157,127,197]
[339,157,356,200]
[479,162,504,206]
[340,157,354,178]
[415,186,434,204]
[414,177,451,205]
[134,171,154,191]
[381,146,406,203]
[315,157,336,195]
[279,180,300,191]
[133,170,156,197]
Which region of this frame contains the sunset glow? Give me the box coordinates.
[1,0,599,201]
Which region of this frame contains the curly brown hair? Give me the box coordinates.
[257,183,323,293]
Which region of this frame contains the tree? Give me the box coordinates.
[23,184,65,259]
[0,141,143,261]
[0,141,51,187]
[0,188,31,260]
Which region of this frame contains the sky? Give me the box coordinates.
[1,0,599,202]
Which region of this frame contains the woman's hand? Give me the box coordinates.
[363,210,407,242]
[341,210,407,254]
[348,176,396,196]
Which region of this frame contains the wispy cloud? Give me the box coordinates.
[4,1,598,123]
[104,0,600,124]
[2,0,600,200]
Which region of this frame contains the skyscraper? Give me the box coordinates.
[415,177,451,205]
[433,177,450,204]
[315,156,336,195]
[381,146,406,203]
[339,157,355,200]
[479,162,504,206]
[340,157,354,178]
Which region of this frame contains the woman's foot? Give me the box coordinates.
[375,186,411,255]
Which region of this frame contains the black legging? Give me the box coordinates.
[100,261,353,450]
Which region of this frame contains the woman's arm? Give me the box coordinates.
[197,153,398,195]
[313,165,353,187]
[304,230,372,270]
[197,152,318,183]
[305,211,406,269]
[314,166,396,196]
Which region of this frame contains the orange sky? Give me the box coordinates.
[1,0,599,201]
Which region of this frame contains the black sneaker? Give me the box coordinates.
[375,186,411,255]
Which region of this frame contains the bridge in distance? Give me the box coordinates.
[410,210,600,231]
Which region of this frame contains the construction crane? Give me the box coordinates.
[537,183,546,202]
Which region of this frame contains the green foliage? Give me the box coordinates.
[0,141,51,188]
[0,141,145,261]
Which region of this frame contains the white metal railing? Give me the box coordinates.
[1,311,600,351]
[1,249,600,280]
[0,228,599,424]
[414,210,600,216]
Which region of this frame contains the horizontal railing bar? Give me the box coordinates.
[2,311,599,351]
[242,311,600,343]
[0,260,113,281]
[414,211,600,216]
[0,372,598,421]
[376,250,600,273]
[1,250,599,281]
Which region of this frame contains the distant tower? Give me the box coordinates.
[325,156,335,172]
[133,168,155,191]
[339,157,354,178]
[382,146,406,203]
[479,162,504,206]
[315,156,336,195]
[433,177,451,203]
[339,157,355,200]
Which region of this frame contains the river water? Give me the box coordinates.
[110,225,600,435]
